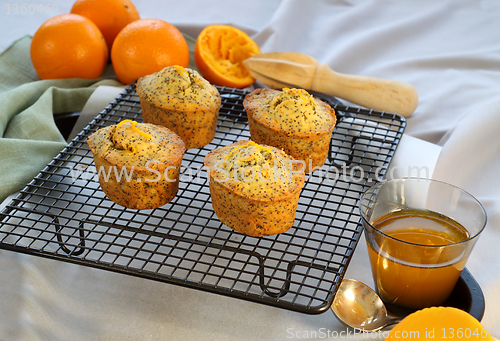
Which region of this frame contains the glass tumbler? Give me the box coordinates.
[359,178,486,313]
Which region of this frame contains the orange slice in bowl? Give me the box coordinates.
[195,24,260,89]
[386,307,493,341]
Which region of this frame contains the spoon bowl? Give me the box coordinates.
[332,279,401,331]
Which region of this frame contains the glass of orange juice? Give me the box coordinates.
[359,178,486,314]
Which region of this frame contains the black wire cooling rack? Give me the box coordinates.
[0,85,405,314]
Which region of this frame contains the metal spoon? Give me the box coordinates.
[332,279,401,331]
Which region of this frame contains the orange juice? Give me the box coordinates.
[366,209,470,310]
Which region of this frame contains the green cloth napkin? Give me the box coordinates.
[0,35,122,203]
[0,34,197,203]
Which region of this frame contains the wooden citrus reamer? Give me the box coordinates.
[243,52,418,118]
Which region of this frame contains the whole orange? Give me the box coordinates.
[70,0,140,52]
[111,18,190,85]
[195,24,260,89]
[30,13,108,80]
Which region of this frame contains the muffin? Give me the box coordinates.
[136,65,221,149]
[87,119,185,210]
[243,88,337,173]
[204,140,305,237]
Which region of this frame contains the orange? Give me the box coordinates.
[195,24,260,89]
[30,13,108,80]
[70,0,140,53]
[386,307,493,341]
[111,18,189,85]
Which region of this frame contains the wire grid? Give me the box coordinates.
[0,85,405,314]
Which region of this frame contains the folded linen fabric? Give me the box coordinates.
[0,35,122,203]
[0,33,198,203]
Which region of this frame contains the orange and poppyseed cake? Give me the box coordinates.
[87,119,185,210]
[204,140,305,237]
[136,65,221,149]
[243,88,337,173]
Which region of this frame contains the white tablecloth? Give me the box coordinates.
[1,0,499,339]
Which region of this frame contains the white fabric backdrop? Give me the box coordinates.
[1,0,499,339]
